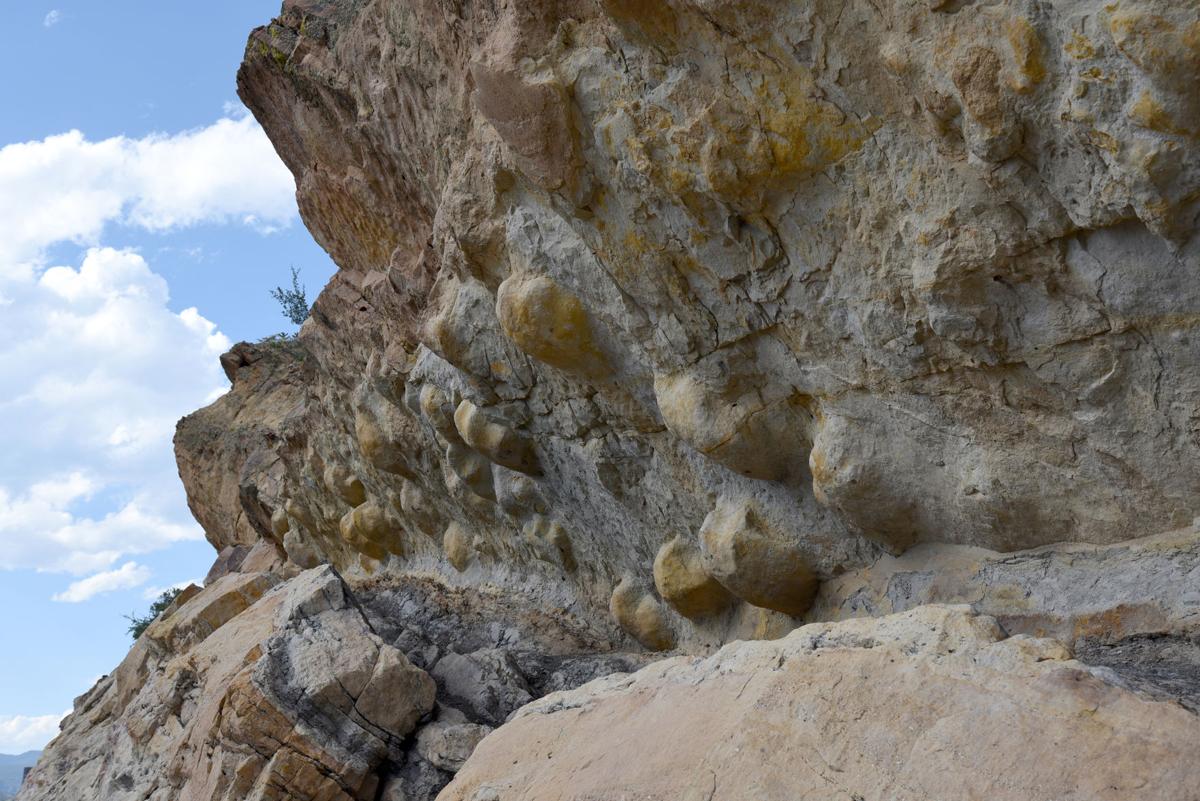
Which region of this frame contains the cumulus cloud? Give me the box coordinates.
[0,115,295,271]
[0,117,298,588]
[0,248,226,576]
[43,10,61,27]
[0,712,68,753]
[142,578,201,601]
[52,562,152,603]
[0,474,203,576]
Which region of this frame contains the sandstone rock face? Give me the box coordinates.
[440,606,1200,801]
[18,566,654,801]
[18,568,435,801]
[20,0,1200,798]
[653,536,733,620]
[698,498,819,617]
[186,0,1200,658]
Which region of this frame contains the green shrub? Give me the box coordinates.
[257,331,295,346]
[270,266,309,326]
[124,587,184,640]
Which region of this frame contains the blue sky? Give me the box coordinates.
[0,2,337,751]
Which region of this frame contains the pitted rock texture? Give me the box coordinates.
[19,0,1200,799]
[175,0,1200,657]
[439,606,1200,801]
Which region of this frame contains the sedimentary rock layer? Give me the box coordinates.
[183,0,1200,655]
[441,606,1200,801]
[17,0,1200,799]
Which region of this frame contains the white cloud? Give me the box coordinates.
[142,578,201,601]
[124,117,296,230]
[43,10,61,27]
[222,100,251,119]
[0,115,296,271]
[0,116,297,585]
[0,248,226,575]
[0,476,203,576]
[52,562,151,603]
[0,712,68,753]
[0,251,221,575]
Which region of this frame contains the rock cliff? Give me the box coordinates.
[18,0,1200,799]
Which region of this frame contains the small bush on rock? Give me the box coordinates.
[270,266,309,326]
[125,588,184,640]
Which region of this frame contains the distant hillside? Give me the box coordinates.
[0,752,40,799]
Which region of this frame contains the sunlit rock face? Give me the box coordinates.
[18,1,1200,799]
[215,0,1200,643]
[440,606,1200,801]
[19,568,438,801]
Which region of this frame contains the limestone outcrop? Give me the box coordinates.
[18,0,1200,798]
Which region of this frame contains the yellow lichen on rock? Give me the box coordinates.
[1130,89,1193,136]
[1065,31,1098,60]
[1108,9,1200,80]
[678,68,867,206]
[759,69,868,181]
[1107,8,1200,136]
[1006,17,1046,92]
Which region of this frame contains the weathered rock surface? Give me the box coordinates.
[441,606,1200,801]
[20,0,1200,798]
[815,523,1200,642]
[175,0,1200,657]
[19,568,434,801]
[18,566,652,801]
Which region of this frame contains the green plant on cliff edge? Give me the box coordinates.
[124,587,184,640]
[270,266,310,327]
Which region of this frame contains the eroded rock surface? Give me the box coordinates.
[18,0,1200,798]
[185,0,1200,658]
[441,606,1200,801]
[19,568,433,801]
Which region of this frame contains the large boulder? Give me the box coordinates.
[18,568,435,801]
[439,606,1200,801]
[699,498,819,617]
